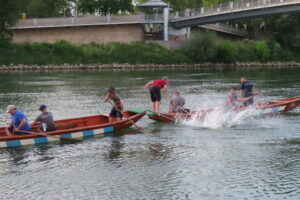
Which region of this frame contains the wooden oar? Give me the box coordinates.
[17,130,81,143]
[146,110,176,122]
[106,100,143,129]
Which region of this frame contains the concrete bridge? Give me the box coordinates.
[171,0,300,28]
[11,0,300,44]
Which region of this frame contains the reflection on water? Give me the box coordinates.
[0,68,300,199]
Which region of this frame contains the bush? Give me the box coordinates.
[184,30,217,62]
[255,41,270,62]
[215,41,237,63]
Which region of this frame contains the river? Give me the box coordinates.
[0,68,300,200]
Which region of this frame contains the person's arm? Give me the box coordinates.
[5,121,13,136]
[253,87,263,96]
[104,94,109,102]
[120,100,124,111]
[226,96,233,105]
[168,100,172,113]
[163,85,168,98]
[240,90,244,98]
[142,81,153,89]
[236,96,251,102]
[14,118,27,132]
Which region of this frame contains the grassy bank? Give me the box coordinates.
[0,41,189,65]
[0,33,299,66]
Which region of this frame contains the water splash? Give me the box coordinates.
[179,104,260,129]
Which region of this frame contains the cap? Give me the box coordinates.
[6,105,16,113]
[39,105,47,111]
[108,87,115,93]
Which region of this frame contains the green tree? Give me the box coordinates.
[25,0,72,18]
[0,0,22,40]
[76,0,133,15]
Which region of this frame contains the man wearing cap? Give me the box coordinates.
[31,105,56,132]
[104,87,124,122]
[5,105,31,136]
[142,77,168,113]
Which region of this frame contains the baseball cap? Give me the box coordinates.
[6,105,16,113]
[39,105,47,111]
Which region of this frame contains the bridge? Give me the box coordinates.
[171,0,300,29]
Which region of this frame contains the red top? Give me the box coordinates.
[152,80,168,89]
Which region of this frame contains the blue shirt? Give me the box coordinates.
[11,110,31,131]
[241,81,253,97]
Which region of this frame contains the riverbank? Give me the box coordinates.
[1,62,300,71]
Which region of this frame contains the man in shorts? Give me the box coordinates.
[143,77,168,113]
[31,105,56,132]
[104,87,124,122]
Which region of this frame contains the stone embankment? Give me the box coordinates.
[0,62,300,71]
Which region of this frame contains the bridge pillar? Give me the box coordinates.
[163,7,169,41]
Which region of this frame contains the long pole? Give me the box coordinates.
[18,130,81,143]
[106,100,142,129]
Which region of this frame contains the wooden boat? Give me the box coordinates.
[146,96,300,122]
[0,111,145,148]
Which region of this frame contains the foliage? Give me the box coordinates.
[0,0,22,40]
[0,41,189,65]
[76,0,133,15]
[255,41,270,62]
[184,30,217,62]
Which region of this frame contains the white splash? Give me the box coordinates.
[179,104,260,130]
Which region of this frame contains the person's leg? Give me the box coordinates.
[152,102,156,112]
[155,101,161,113]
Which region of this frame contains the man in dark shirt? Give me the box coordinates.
[104,87,124,122]
[240,77,262,105]
[31,105,56,132]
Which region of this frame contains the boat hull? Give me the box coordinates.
[0,111,145,148]
[148,96,300,122]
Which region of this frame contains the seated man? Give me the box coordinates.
[31,105,56,132]
[104,87,124,122]
[5,105,31,136]
[226,87,251,107]
[168,92,190,113]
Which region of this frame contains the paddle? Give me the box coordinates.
[106,100,143,129]
[17,130,81,143]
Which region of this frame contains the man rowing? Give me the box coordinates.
[226,87,252,107]
[168,92,190,113]
[31,105,56,132]
[104,87,124,122]
[5,105,31,136]
[240,77,263,105]
[143,77,168,113]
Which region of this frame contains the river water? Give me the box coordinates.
[0,68,300,200]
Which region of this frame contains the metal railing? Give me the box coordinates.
[172,0,300,19]
[13,15,143,29]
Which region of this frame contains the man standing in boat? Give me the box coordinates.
[240,77,263,105]
[31,105,56,132]
[168,92,190,113]
[5,105,31,136]
[143,77,168,113]
[104,87,124,122]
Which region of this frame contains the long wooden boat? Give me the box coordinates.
[0,111,145,148]
[147,96,300,122]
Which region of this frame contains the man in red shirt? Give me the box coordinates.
[143,77,168,113]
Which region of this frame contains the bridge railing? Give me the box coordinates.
[172,0,300,19]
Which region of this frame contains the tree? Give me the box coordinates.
[0,0,22,40]
[24,0,72,18]
[76,0,133,15]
